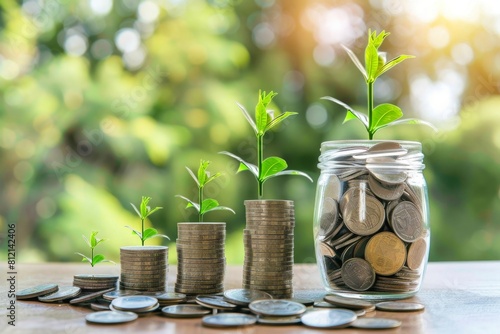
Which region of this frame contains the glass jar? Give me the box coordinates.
[313,140,430,300]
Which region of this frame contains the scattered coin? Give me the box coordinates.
[375,301,425,312]
[16,284,58,300]
[351,317,402,329]
[257,315,302,325]
[323,295,375,311]
[301,309,357,328]
[90,302,110,311]
[102,290,139,301]
[85,310,138,324]
[161,304,211,318]
[111,295,159,312]
[70,287,115,304]
[314,301,338,308]
[249,299,306,317]
[284,297,314,307]
[38,286,81,302]
[196,295,237,310]
[223,289,273,306]
[202,313,257,328]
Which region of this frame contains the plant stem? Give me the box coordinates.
[141,218,145,246]
[257,134,264,199]
[368,81,374,140]
[91,248,94,267]
[199,185,204,222]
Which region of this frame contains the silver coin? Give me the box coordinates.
[301,309,357,328]
[85,310,138,324]
[369,170,407,185]
[102,290,139,300]
[391,201,424,242]
[196,295,237,310]
[70,287,116,304]
[161,304,211,318]
[16,284,58,300]
[249,299,306,317]
[351,317,402,329]
[324,295,375,310]
[202,313,257,328]
[375,301,425,312]
[341,258,376,292]
[38,286,81,302]
[90,302,110,311]
[314,301,338,308]
[111,295,158,312]
[74,274,119,280]
[257,315,302,325]
[223,289,273,306]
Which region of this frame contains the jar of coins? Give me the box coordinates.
[313,141,430,300]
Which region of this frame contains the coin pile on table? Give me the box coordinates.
[73,274,118,290]
[175,223,226,295]
[317,142,428,294]
[243,200,295,298]
[120,246,168,291]
[110,295,160,314]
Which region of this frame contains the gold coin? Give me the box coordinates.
[365,232,406,276]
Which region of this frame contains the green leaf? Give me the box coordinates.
[377,118,438,132]
[90,231,98,248]
[145,206,162,218]
[75,252,92,264]
[219,151,259,178]
[175,195,200,212]
[262,170,313,183]
[130,203,141,218]
[255,90,278,135]
[197,160,209,186]
[236,102,257,134]
[341,45,367,80]
[321,96,369,128]
[204,206,236,215]
[124,226,142,239]
[260,157,287,181]
[263,111,297,133]
[185,166,200,187]
[370,103,403,132]
[377,54,415,77]
[365,42,379,82]
[82,234,91,248]
[92,254,105,266]
[201,198,219,214]
[370,30,389,48]
[140,196,150,218]
[343,110,359,124]
[142,228,158,241]
[151,234,170,240]
[205,172,221,185]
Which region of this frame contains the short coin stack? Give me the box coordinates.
[120,246,168,292]
[175,223,226,295]
[317,142,428,294]
[243,200,295,298]
[73,274,118,291]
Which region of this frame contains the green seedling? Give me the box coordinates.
[176,159,235,222]
[220,90,312,199]
[127,196,169,246]
[75,231,114,267]
[322,29,436,139]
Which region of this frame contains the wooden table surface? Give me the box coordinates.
[1,261,499,333]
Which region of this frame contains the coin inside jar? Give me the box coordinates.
[341,258,376,291]
[365,232,407,276]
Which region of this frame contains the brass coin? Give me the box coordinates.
[391,201,424,242]
[341,258,376,291]
[365,232,407,276]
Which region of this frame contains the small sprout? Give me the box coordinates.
[322,29,436,139]
[126,196,169,246]
[220,90,312,199]
[75,231,114,267]
[176,159,235,222]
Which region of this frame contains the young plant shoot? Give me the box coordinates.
[176,159,235,222]
[75,231,114,267]
[220,90,312,199]
[322,29,436,139]
[127,196,169,246]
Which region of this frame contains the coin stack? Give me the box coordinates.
[243,200,295,298]
[73,274,118,290]
[119,246,168,292]
[317,142,428,294]
[175,223,226,295]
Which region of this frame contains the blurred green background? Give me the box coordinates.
[0,0,499,264]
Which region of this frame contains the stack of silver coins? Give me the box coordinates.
[73,274,118,290]
[175,223,226,295]
[119,246,168,292]
[243,200,295,298]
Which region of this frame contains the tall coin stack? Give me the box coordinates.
[175,223,226,295]
[120,246,168,292]
[243,200,295,298]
